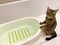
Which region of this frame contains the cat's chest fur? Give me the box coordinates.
[46,16,56,25]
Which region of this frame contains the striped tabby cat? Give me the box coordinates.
[40,7,59,41]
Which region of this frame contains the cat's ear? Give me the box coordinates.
[53,9,59,14]
[47,7,50,10]
[55,9,59,13]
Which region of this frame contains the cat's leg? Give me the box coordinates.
[45,31,57,41]
[40,20,46,25]
[40,20,46,29]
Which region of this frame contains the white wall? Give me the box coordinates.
[0,0,18,4]
[0,0,60,24]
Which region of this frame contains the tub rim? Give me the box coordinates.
[0,0,28,6]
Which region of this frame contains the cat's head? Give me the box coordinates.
[46,7,59,18]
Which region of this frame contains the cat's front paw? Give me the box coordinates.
[40,22,45,25]
[40,26,42,29]
[40,26,44,29]
[40,22,43,25]
[40,24,46,29]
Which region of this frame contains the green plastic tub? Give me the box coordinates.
[0,17,40,45]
